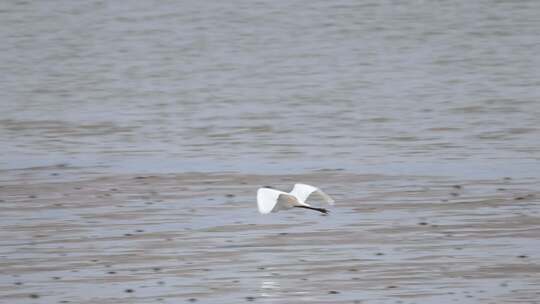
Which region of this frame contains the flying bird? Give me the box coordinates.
[257,184,334,214]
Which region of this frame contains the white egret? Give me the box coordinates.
[257,184,334,214]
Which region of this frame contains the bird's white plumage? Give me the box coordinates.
[256,188,300,214]
[289,183,335,205]
[256,184,334,214]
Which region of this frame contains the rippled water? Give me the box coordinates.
[1,172,539,304]
[1,1,540,303]
[1,0,539,177]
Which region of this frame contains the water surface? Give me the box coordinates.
[1,0,539,177]
[1,1,540,303]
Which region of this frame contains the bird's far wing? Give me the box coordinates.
[290,184,335,205]
[257,188,299,214]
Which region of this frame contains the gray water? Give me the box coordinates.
[1,0,540,178]
[1,2,540,304]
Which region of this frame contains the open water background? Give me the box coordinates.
[1,1,540,304]
[1,0,539,178]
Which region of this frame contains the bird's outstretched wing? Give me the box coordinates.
[257,188,299,214]
[289,184,335,205]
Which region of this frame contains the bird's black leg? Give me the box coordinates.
[294,205,329,214]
